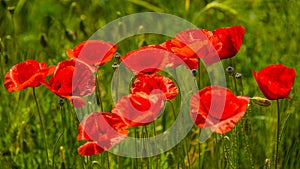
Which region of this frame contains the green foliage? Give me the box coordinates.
[0,0,299,168]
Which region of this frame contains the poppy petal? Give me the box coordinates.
[67,40,117,67]
[122,45,169,74]
[77,141,105,156]
[112,92,164,127]
[130,74,178,101]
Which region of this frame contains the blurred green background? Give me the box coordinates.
[0,0,299,168]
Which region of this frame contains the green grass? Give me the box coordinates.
[1,0,299,168]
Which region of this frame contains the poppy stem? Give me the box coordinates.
[198,143,201,169]
[106,152,110,169]
[168,100,191,168]
[134,128,138,168]
[167,100,177,120]
[197,58,201,90]
[274,99,280,169]
[32,88,50,168]
[238,74,244,95]
[153,121,160,168]
[52,100,65,168]
[96,73,104,112]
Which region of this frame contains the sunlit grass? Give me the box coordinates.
[1,0,299,168]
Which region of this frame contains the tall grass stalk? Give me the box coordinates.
[32,88,50,168]
[274,99,280,169]
[52,98,65,168]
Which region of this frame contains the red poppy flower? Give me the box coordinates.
[190,86,250,134]
[212,25,245,59]
[162,25,245,67]
[112,92,164,127]
[45,60,96,107]
[161,29,221,67]
[122,45,169,74]
[77,112,129,156]
[4,60,54,92]
[130,73,178,100]
[66,40,116,67]
[252,64,296,100]
[160,40,200,69]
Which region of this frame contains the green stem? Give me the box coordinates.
[113,66,121,169]
[197,58,201,90]
[33,88,49,168]
[222,135,234,169]
[168,100,190,168]
[52,100,65,168]
[168,100,177,120]
[198,143,201,169]
[233,74,238,95]
[153,121,159,168]
[134,128,138,168]
[274,100,280,169]
[106,152,110,169]
[96,73,104,112]
[238,76,244,96]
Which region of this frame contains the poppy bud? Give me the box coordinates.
[114,52,121,59]
[235,72,242,79]
[251,96,271,107]
[226,66,234,74]
[58,98,64,106]
[59,146,66,169]
[7,6,15,15]
[264,158,271,169]
[191,69,198,77]
[65,29,76,42]
[112,62,119,69]
[40,34,48,48]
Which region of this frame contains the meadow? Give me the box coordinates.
[0,0,299,168]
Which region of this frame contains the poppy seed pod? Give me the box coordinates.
[235,72,242,79]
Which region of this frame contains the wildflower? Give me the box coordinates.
[112,92,164,127]
[77,112,129,156]
[66,40,116,68]
[4,60,54,92]
[252,64,296,100]
[190,86,250,134]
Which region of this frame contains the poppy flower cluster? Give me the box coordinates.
[4,40,116,107]
[4,24,296,157]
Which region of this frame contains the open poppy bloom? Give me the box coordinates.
[190,86,250,134]
[162,25,245,67]
[160,40,200,69]
[112,92,164,127]
[45,60,96,107]
[252,64,296,100]
[77,112,129,156]
[4,60,54,92]
[212,25,245,59]
[122,45,170,74]
[161,28,222,67]
[130,73,178,101]
[66,40,116,68]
